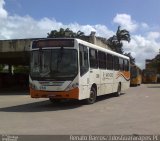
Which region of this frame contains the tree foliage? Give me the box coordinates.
[47,28,84,38]
[13,65,29,74]
[107,35,123,54]
[107,26,135,64]
[107,26,130,54]
[116,26,131,42]
[0,64,4,72]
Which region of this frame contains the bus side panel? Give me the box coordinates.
[122,81,130,91]
[89,69,100,96]
[79,72,90,100]
[113,70,119,93]
[99,69,113,95]
[121,71,130,91]
[113,71,130,92]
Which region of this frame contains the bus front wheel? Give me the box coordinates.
[85,87,97,104]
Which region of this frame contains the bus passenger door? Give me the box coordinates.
[89,49,100,95]
[79,44,90,100]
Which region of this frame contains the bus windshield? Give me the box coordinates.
[143,70,156,77]
[131,66,137,78]
[30,49,78,80]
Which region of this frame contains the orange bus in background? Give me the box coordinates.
[130,65,142,86]
[142,69,157,83]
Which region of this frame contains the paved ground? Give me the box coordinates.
[0,84,160,135]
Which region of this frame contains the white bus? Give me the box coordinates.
[29,38,130,104]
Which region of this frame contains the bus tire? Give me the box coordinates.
[115,83,121,97]
[85,87,97,104]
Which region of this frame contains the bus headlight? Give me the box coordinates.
[30,83,38,90]
[65,83,79,91]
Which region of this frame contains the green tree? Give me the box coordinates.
[116,26,131,42]
[13,65,29,74]
[107,35,123,54]
[47,28,84,38]
[107,26,135,64]
[0,64,4,72]
[107,26,130,54]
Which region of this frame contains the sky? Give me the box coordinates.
[0,0,160,69]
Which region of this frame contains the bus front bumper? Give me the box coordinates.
[30,87,79,99]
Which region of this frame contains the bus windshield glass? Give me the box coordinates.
[131,66,137,78]
[143,70,156,77]
[30,49,78,80]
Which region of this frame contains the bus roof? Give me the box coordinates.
[75,38,130,60]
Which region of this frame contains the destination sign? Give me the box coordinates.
[32,39,74,48]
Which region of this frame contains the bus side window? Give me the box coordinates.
[119,58,124,71]
[98,51,106,69]
[89,48,98,69]
[127,60,130,71]
[124,59,129,71]
[114,56,119,70]
[123,60,125,71]
[79,44,89,76]
[126,60,130,71]
[107,54,113,70]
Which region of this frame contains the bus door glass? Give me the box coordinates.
[89,48,100,94]
[79,44,90,98]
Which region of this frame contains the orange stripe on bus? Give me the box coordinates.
[30,87,79,99]
[116,71,130,81]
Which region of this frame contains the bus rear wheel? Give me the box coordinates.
[85,87,97,104]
